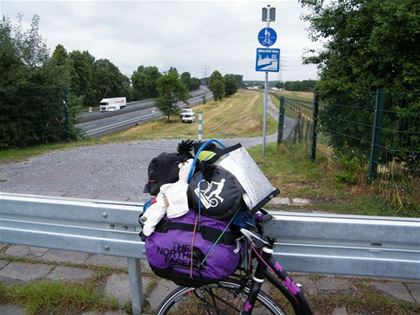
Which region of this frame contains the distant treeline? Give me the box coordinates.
[0,15,204,148]
[243,80,317,91]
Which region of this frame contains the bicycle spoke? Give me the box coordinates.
[207,288,222,315]
[204,287,242,313]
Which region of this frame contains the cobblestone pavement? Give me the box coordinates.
[0,244,419,314]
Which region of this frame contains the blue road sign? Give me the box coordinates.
[258,27,277,47]
[256,48,280,72]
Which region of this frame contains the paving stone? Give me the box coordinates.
[268,197,291,206]
[0,259,9,269]
[0,304,27,315]
[371,281,415,303]
[315,278,352,292]
[291,198,312,205]
[405,283,420,305]
[147,279,179,311]
[104,273,152,305]
[0,262,53,282]
[86,255,128,268]
[46,266,94,282]
[294,275,318,295]
[41,249,89,264]
[332,306,348,315]
[5,245,48,257]
[141,260,152,273]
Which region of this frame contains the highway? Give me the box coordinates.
[76,86,212,137]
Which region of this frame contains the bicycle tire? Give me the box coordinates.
[155,279,290,315]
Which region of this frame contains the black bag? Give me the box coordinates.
[143,140,194,195]
[187,165,243,220]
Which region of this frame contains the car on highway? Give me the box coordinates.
[181,111,195,123]
[179,108,193,118]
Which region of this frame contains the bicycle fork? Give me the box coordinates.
[240,245,313,315]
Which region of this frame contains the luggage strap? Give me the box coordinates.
[154,221,236,246]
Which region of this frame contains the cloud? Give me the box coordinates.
[2,0,319,80]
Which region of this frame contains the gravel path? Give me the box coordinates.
[0,98,293,202]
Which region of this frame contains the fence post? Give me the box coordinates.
[368,88,385,180]
[198,112,203,141]
[277,96,285,144]
[310,93,320,161]
[63,88,70,142]
[127,258,143,315]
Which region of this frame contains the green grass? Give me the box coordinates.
[0,280,118,314]
[102,90,277,142]
[248,142,420,217]
[306,279,418,315]
[270,93,298,119]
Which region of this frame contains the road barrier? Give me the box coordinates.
[1,192,419,314]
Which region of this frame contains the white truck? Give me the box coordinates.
[99,97,127,112]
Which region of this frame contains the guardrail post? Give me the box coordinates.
[310,93,319,161]
[368,88,385,180]
[128,258,143,315]
[277,96,285,144]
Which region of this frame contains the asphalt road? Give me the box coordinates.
[76,87,213,137]
[77,86,210,123]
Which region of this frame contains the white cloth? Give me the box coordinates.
[140,159,193,236]
[140,193,167,236]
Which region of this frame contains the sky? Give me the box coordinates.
[0,0,319,81]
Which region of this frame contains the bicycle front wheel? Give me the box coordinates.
[155,279,287,315]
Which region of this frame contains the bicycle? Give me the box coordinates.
[154,209,313,315]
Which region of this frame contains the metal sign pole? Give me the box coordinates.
[262,7,271,158]
[263,71,268,157]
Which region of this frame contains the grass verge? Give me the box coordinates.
[249,142,420,217]
[101,89,276,142]
[0,280,118,314]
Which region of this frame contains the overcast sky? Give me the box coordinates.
[1,0,319,81]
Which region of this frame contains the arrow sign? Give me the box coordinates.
[255,48,280,72]
[258,27,277,47]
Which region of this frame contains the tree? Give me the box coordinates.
[168,67,178,77]
[0,16,80,148]
[284,80,316,91]
[275,81,284,89]
[155,71,189,120]
[69,50,95,105]
[233,75,243,88]
[300,0,420,159]
[131,65,161,100]
[209,71,225,101]
[224,74,238,96]
[190,77,201,91]
[92,59,129,103]
[180,71,191,90]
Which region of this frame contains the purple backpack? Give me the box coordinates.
[145,210,241,287]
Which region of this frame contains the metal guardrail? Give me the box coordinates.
[1,192,419,314]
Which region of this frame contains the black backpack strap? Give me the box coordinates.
[205,143,242,164]
[154,220,236,245]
